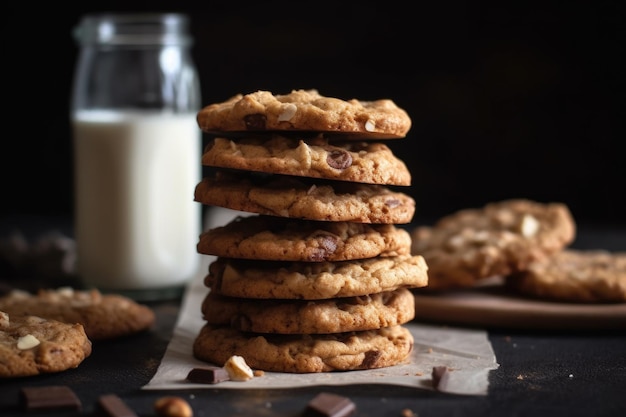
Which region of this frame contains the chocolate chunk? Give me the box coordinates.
[304,392,356,417]
[98,394,138,417]
[326,149,353,169]
[431,365,451,390]
[186,366,230,384]
[361,350,382,368]
[243,113,267,130]
[21,385,82,412]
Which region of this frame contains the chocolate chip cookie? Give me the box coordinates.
[201,288,415,334]
[202,135,411,185]
[411,199,576,289]
[506,249,626,303]
[197,214,412,262]
[193,324,414,373]
[196,89,412,139]
[0,311,92,378]
[194,171,415,224]
[206,255,428,299]
[0,288,155,341]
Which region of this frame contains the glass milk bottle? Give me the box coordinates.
[71,13,202,300]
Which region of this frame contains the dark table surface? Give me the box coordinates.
[1,217,626,417]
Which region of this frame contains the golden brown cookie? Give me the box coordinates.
[202,136,411,185]
[201,288,415,334]
[0,311,92,378]
[197,214,412,262]
[411,199,576,290]
[206,255,428,299]
[196,89,412,139]
[506,249,626,303]
[193,324,414,373]
[0,288,155,341]
[194,171,415,224]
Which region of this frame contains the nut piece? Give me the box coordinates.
[520,214,540,237]
[223,355,254,381]
[154,396,193,417]
[17,334,41,350]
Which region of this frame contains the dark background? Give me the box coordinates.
[3,1,625,227]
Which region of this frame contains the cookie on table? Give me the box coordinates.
[206,254,428,299]
[193,324,413,373]
[196,89,412,139]
[197,214,412,262]
[202,135,411,185]
[506,249,626,303]
[0,288,155,341]
[411,199,576,290]
[201,288,415,334]
[0,311,92,378]
[194,171,415,224]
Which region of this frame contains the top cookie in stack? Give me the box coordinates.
[192,89,428,373]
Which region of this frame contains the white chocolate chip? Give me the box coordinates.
[365,119,376,132]
[224,355,254,381]
[278,103,297,121]
[17,334,41,350]
[520,214,540,237]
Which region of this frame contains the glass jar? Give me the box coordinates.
[70,13,202,300]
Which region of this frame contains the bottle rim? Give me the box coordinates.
[73,13,193,46]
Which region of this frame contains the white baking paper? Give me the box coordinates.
[143,208,500,395]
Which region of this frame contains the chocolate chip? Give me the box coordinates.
[308,234,340,261]
[326,149,353,170]
[432,366,451,390]
[21,386,82,412]
[186,367,230,384]
[303,392,356,417]
[98,394,138,417]
[243,113,267,130]
[361,350,382,368]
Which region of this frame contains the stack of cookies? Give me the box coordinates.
[191,89,429,373]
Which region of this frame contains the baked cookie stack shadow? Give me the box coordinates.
[191,89,428,373]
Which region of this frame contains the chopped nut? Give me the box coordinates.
[278,103,297,121]
[154,396,193,417]
[224,355,254,381]
[365,119,376,131]
[520,214,540,237]
[17,334,41,350]
[0,311,9,329]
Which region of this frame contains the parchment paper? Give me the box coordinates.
[143,208,500,395]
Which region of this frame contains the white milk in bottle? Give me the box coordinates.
[71,14,202,300]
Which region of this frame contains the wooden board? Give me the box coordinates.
[413,285,626,330]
